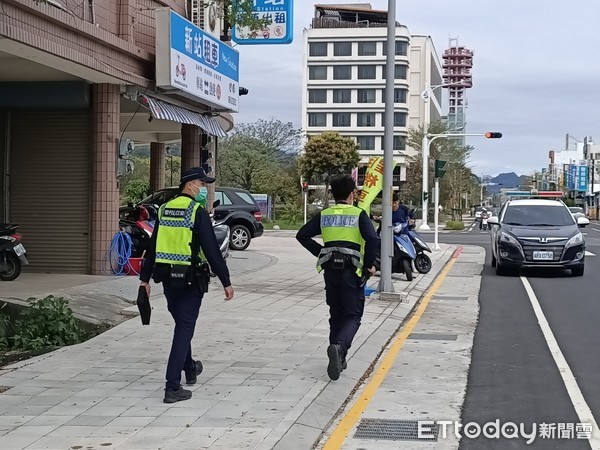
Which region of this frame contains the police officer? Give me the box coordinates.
[296,175,378,380]
[139,167,234,403]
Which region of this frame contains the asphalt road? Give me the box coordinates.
[430,222,600,449]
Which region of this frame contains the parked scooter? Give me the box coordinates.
[406,224,432,274]
[0,223,29,281]
[391,222,418,281]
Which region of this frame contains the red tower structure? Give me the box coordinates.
[443,38,473,138]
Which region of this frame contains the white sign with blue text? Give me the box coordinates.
[232,0,294,45]
[156,9,240,112]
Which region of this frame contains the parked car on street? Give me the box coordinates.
[120,186,264,251]
[568,207,589,227]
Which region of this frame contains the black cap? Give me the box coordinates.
[180,166,216,184]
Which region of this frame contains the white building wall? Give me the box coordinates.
[302,25,443,174]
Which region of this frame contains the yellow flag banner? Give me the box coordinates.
[357,157,383,216]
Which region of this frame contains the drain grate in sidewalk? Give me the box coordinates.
[408,333,457,341]
[354,418,439,441]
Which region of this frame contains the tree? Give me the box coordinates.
[298,132,360,202]
[217,119,302,205]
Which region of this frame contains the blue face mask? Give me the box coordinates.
[195,186,208,206]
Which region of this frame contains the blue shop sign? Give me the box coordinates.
[577,165,588,192]
[232,0,294,45]
[157,10,240,112]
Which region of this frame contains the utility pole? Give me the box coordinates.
[378,0,396,293]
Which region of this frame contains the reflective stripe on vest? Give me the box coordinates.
[155,196,205,266]
[317,204,365,276]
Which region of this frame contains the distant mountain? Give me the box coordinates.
[485,172,524,194]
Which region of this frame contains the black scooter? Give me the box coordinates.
[0,223,29,281]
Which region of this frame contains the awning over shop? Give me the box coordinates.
[140,95,226,137]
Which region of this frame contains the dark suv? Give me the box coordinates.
[120,186,264,251]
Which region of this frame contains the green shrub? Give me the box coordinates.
[10,296,89,351]
[445,220,465,230]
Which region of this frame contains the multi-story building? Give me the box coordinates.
[301,3,443,186]
[0,1,236,274]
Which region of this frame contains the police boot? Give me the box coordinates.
[327,344,343,381]
[185,360,203,385]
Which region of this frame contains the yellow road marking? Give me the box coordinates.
[322,249,461,449]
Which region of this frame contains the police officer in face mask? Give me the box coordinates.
[296,175,378,381]
[140,167,234,403]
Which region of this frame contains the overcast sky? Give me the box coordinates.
[234,0,600,177]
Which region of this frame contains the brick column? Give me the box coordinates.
[91,84,120,275]
[150,142,166,191]
[181,123,201,171]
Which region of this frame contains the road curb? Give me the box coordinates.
[271,245,458,450]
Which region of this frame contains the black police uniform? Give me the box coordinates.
[140,193,230,394]
[296,202,378,377]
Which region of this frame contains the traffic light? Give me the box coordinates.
[423,191,429,202]
[302,181,309,192]
[485,132,503,139]
[435,159,447,179]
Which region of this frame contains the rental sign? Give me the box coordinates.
[156,9,240,112]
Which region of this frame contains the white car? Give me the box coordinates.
[569,207,589,227]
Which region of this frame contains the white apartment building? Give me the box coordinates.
[301,4,443,186]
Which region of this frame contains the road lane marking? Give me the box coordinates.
[520,277,600,448]
[322,247,463,450]
[585,251,596,257]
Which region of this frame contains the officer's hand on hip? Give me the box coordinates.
[140,281,151,297]
[224,285,234,301]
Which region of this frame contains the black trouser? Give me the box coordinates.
[323,268,365,357]
[163,281,203,390]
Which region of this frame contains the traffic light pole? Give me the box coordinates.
[426,132,502,250]
[434,178,440,250]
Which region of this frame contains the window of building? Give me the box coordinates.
[333,113,351,127]
[383,40,409,56]
[334,42,352,56]
[393,136,406,150]
[308,89,327,103]
[357,89,376,103]
[356,136,376,150]
[357,113,376,127]
[358,41,376,56]
[357,65,376,79]
[394,112,407,127]
[381,64,408,79]
[308,66,327,80]
[308,113,327,127]
[394,88,407,103]
[332,89,351,103]
[395,64,407,79]
[333,65,352,80]
[309,42,327,57]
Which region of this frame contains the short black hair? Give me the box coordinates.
[330,175,356,202]
[392,192,399,202]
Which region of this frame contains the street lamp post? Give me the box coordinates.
[426,132,502,249]
[419,83,461,232]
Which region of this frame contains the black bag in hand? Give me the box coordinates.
[137,286,151,325]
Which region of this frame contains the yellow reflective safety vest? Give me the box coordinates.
[317,204,365,276]
[155,196,206,266]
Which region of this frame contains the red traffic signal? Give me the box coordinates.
[485,132,503,139]
[302,181,309,192]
